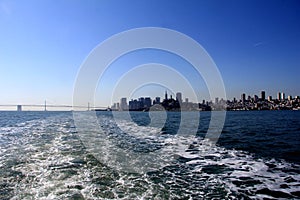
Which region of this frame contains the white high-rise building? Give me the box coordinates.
[120,98,127,111]
[281,92,285,101]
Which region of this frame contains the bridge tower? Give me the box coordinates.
[17,105,22,111]
[44,100,47,111]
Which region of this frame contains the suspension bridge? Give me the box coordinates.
[0,102,109,111]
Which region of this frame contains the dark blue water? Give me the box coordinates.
[220,111,300,164]
[129,110,300,164]
[0,111,299,199]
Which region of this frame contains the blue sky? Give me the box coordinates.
[0,0,299,108]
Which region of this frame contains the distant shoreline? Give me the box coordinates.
[1,109,300,112]
[106,109,300,112]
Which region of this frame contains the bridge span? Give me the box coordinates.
[0,104,108,111]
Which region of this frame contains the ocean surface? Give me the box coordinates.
[0,110,299,199]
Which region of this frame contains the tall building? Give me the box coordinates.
[129,99,140,110]
[139,97,145,108]
[254,95,259,102]
[128,97,152,110]
[185,98,189,103]
[261,91,265,100]
[144,97,152,108]
[155,97,161,104]
[281,92,285,101]
[241,93,246,103]
[215,97,219,104]
[111,103,117,110]
[176,92,182,104]
[268,96,272,101]
[120,98,127,111]
[248,95,252,101]
[165,91,168,100]
[277,92,281,101]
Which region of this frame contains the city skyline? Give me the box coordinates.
[0,88,299,111]
[0,1,299,107]
[115,90,299,104]
[110,89,300,112]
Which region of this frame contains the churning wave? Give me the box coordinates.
[0,112,299,199]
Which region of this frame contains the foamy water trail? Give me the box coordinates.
[0,112,299,199]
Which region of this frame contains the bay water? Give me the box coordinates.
[0,111,299,199]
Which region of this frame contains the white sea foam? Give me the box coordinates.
[0,112,299,199]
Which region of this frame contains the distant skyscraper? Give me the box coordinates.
[254,95,259,102]
[176,92,182,104]
[165,91,168,100]
[248,95,251,101]
[120,98,127,111]
[261,91,265,100]
[241,93,246,103]
[129,99,140,110]
[139,97,145,108]
[128,99,134,110]
[268,96,272,101]
[111,103,117,109]
[144,97,152,108]
[185,98,189,103]
[278,92,281,101]
[155,97,161,104]
[215,97,219,104]
[281,92,285,101]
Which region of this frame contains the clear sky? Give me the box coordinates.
[0,0,299,109]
